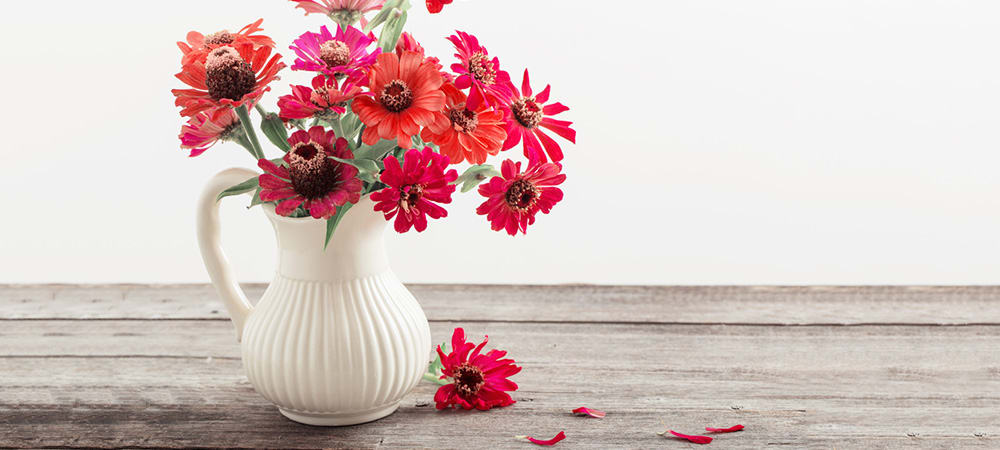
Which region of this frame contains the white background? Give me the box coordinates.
[1,0,998,285]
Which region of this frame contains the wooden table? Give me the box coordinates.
[2,285,998,448]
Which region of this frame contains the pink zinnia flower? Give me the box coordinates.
[370,147,458,233]
[290,25,379,79]
[178,109,242,157]
[477,159,565,236]
[290,0,385,24]
[434,328,521,410]
[277,74,365,120]
[501,69,576,164]
[447,31,513,110]
[258,126,363,219]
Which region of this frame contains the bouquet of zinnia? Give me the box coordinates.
[173,0,576,246]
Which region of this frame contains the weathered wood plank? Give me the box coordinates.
[2,284,999,324]
[2,320,998,448]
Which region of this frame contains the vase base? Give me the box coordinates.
[278,402,401,426]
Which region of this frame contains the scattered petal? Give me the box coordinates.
[660,430,712,444]
[706,424,744,433]
[517,431,566,446]
[571,407,606,418]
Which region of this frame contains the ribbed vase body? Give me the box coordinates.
[239,197,431,426]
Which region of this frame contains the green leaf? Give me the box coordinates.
[330,156,380,184]
[422,341,449,385]
[363,0,408,33]
[324,202,355,249]
[453,164,500,193]
[354,139,397,161]
[377,10,408,51]
[260,112,290,152]
[248,187,263,208]
[216,176,259,202]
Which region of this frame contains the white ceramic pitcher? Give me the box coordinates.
[196,168,432,426]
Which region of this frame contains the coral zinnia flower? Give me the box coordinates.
[352,51,449,148]
[501,69,576,164]
[290,0,384,25]
[447,31,513,110]
[258,127,363,219]
[178,109,242,157]
[434,328,521,410]
[476,159,565,236]
[172,42,285,118]
[177,19,275,65]
[290,25,379,79]
[420,83,507,165]
[278,74,365,120]
[425,0,454,13]
[395,32,449,82]
[371,147,458,233]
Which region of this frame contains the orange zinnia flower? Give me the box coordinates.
[352,51,449,148]
[420,83,507,165]
[176,19,275,65]
[172,41,285,118]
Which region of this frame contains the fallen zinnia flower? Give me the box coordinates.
[660,430,713,444]
[706,424,744,433]
[571,407,606,418]
[517,431,566,446]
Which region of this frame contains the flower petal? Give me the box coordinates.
[571,407,606,418]
[662,430,713,444]
[517,431,566,446]
[706,424,744,433]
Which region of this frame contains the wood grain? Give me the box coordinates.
[1,285,998,448]
[3,284,999,324]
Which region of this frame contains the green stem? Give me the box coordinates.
[422,372,448,385]
[254,103,269,116]
[233,135,258,159]
[235,105,264,160]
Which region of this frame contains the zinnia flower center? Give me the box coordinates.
[204,31,234,46]
[453,363,486,398]
[448,108,479,133]
[512,97,543,129]
[319,40,351,67]
[398,184,424,214]
[468,51,496,86]
[287,142,342,199]
[380,80,414,113]
[504,179,539,212]
[205,46,257,102]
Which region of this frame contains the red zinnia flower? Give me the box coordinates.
[290,25,380,79]
[176,19,275,65]
[278,74,365,120]
[434,328,521,410]
[352,51,449,148]
[258,126,363,219]
[395,32,450,82]
[420,83,507,165]
[447,31,513,110]
[477,159,565,236]
[172,42,285,118]
[425,0,454,13]
[502,69,576,164]
[178,109,242,157]
[370,147,458,233]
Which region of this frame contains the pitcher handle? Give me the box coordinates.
[196,168,258,342]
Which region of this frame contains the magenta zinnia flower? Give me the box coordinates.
[178,109,241,157]
[501,69,576,164]
[290,25,379,79]
[258,126,363,219]
[278,74,365,120]
[447,31,513,110]
[371,147,458,233]
[477,159,565,236]
[434,328,521,411]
